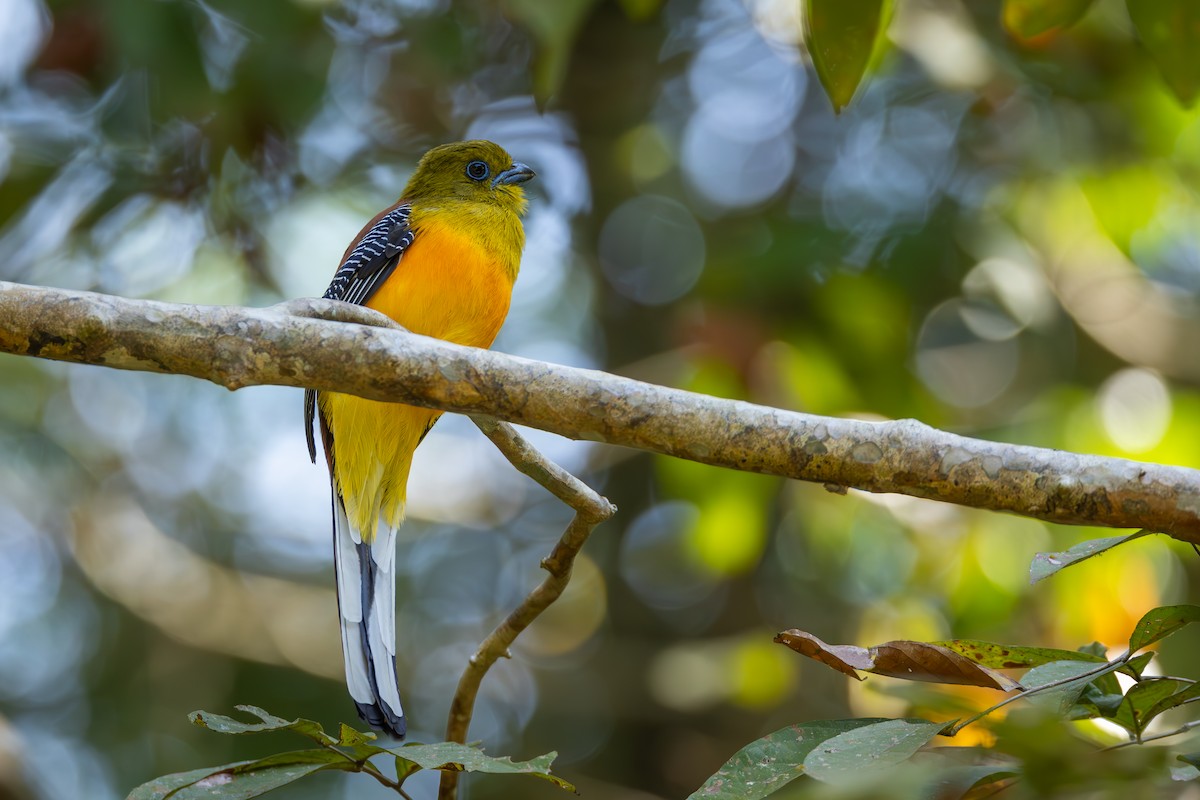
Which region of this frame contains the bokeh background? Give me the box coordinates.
[2,0,1200,798]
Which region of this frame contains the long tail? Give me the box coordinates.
[332,491,406,739]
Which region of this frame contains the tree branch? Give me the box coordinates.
[3,280,1200,542]
[438,418,615,800]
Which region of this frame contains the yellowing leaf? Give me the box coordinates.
[1128,0,1200,106]
[1003,0,1096,40]
[804,0,889,112]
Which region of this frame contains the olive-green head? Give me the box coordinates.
[402,140,534,216]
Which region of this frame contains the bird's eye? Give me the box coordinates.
[466,160,490,181]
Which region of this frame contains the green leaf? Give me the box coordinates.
[334,723,388,762]
[396,755,421,783]
[803,0,889,112]
[1128,0,1200,106]
[803,719,945,783]
[1079,682,1124,718]
[1111,679,1185,735]
[183,709,569,791]
[1125,652,1156,678]
[127,751,352,800]
[688,719,888,799]
[1003,0,1096,39]
[1140,681,1200,726]
[127,764,256,800]
[388,743,574,792]
[336,723,376,747]
[1129,605,1200,652]
[190,706,336,746]
[935,640,1105,669]
[1075,644,1122,697]
[1021,660,1120,715]
[1029,531,1153,583]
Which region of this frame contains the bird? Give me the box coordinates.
[303,140,534,739]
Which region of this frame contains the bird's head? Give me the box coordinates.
[403,140,535,216]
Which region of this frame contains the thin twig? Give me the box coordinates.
[437,418,615,800]
[946,654,1130,736]
[1104,719,1200,750]
[1139,675,1198,686]
[312,736,413,798]
[360,761,413,799]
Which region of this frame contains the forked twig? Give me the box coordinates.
[438,417,615,800]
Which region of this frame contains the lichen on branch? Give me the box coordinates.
[3,279,1200,542]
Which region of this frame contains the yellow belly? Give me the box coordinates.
[321,219,515,538]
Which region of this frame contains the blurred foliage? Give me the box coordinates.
[2,0,1200,799]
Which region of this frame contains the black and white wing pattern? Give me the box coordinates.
[305,202,415,461]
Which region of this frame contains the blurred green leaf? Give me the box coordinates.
[1128,0,1200,106]
[803,0,889,112]
[689,486,769,576]
[126,751,353,800]
[1003,0,1096,39]
[387,743,574,791]
[935,639,1105,668]
[1172,763,1200,781]
[1129,605,1200,652]
[1080,168,1169,255]
[803,719,945,783]
[502,0,601,105]
[1180,753,1200,769]
[687,719,887,799]
[924,764,1020,799]
[616,0,663,22]
[1029,531,1154,583]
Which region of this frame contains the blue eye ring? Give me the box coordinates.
[465,160,490,181]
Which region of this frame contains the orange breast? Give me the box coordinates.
[323,215,517,537]
[365,218,514,349]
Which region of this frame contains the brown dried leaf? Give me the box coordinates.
[774,630,871,680]
[775,631,1020,690]
[869,641,1020,690]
